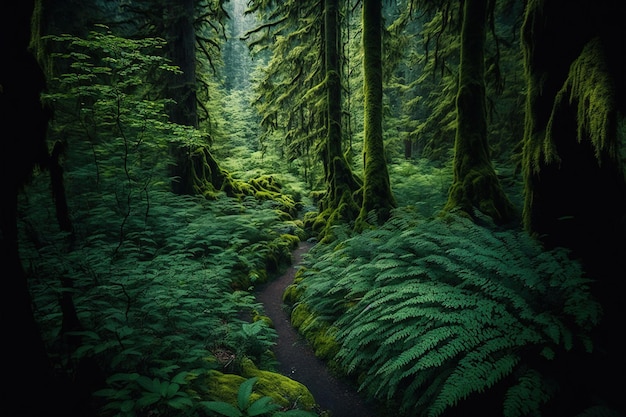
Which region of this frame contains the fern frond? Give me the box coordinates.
[293,211,601,416]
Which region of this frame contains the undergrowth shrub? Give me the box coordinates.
[20,186,293,414]
[18,25,312,417]
[293,208,608,417]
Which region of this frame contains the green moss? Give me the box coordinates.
[249,175,282,193]
[275,208,294,222]
[548,37,618,162]
[283,268,307,304]
[254,190,274,201]
[278,233,300,250]
[279,219,307,241]
[240,358,316,410]
[289,303,340,364]
[282,283,303,304]
[205,370,252,404]
[252,311,273,328]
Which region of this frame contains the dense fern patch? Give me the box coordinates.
[292,208,610,417]
[18,177,308,415]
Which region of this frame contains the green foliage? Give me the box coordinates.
[387,158,453,215]
[20,26,312,415]
[293,209,602,416]
[201,377,317,417]
[94,371,194,416]
[21,180,307,416]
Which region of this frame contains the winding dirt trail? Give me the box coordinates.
[256,241,381,417]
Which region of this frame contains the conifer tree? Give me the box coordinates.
[442,0,516,224]
[166,0,205,194]
[246,0,362,241]
[356,0,396,230]
[317,0,362,240]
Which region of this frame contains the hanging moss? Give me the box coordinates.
[520,0,626,274]
[545,37,618,164]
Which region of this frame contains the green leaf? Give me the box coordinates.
[200,401,243,417]
[171,371,189,385]
[167,396,193,409]
[237,377,258,410]
[136,376,158,393]
[274,411,318,417]
[165,382,180,397]
[136,392,161,408]
[247,396,281,416]
[120,399,135,413]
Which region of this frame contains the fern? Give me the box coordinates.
[294,209,603,416]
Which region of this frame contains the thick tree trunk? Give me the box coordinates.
[356,0,395,230]
[2,2,93,415]
[521,0,626,261]
[167,0,198,128]
[165,0,229,197]
[314,0,361,242]
[443,0,516,225]
[167,0,198,195]
[521,0,626,407]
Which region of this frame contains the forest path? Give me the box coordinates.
[255,241,381,417]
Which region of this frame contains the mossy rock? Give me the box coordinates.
[204,364,316,411]
[290,304,340,362]
[276,219,307,241]
[282,283,303,305]
[249,175,282,193]
[283,268,307,304]
[205,371,251,404]
[302,211,319,231]
[241,358,316,410]
[252,310,273,328]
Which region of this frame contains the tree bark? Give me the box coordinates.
[521,0,626,288]
[443,0,516,225]
[356,0,396,230]
[165,0,232,198]
[314,0,362,242]
[167,0,199,195]
[521,1,625,405]
[2,1,92,414]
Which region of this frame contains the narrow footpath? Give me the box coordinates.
[256,242,381,417]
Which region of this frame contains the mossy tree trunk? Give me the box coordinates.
[522,1,625,398]
[166,0,226,196]
[521,0,626,278]
[315,0,362,241]
[443,0,516,225]
[355,0,396,231]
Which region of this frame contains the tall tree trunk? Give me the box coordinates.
[443,0,515,224]
[356,0,395,230]
[521,0,625,407]
[166,0,226,196]
[167,0,199,195]
[167,0,198,128]
[2,2,94,415]
[315,0,361,242]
